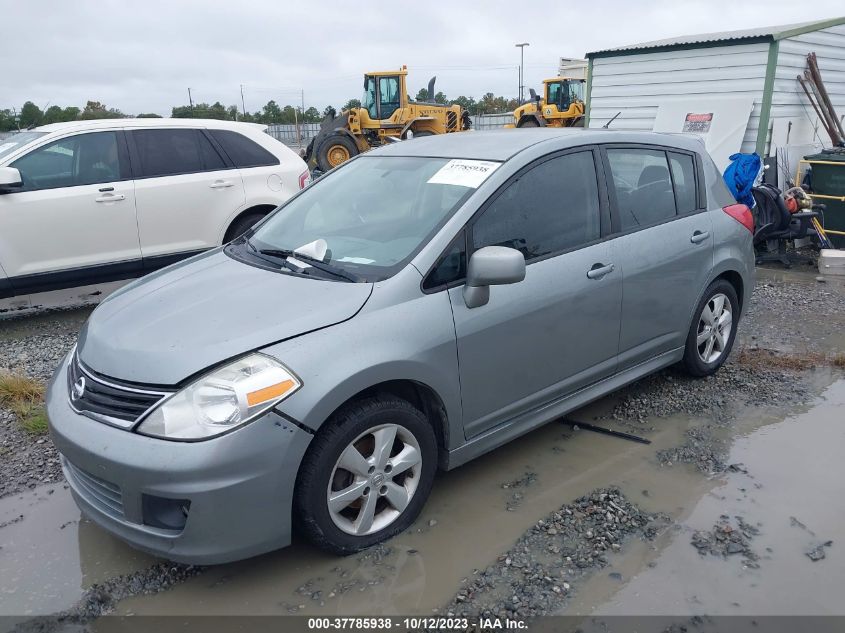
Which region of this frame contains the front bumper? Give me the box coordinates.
[46,358,313,564]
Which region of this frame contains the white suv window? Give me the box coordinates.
[11,131,123,191]
[131,128,227,178]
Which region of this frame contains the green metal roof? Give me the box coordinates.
[586,16,845,58]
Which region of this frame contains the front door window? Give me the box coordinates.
[362,76,377,119]
[12,131,123,191]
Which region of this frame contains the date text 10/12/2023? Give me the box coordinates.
[307,617,528,631]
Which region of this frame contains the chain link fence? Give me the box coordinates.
[264,113,513,149]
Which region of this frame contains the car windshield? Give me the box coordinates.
[248,155,485,281]
[0,131,47,161]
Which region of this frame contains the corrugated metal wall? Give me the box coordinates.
[589,43,770,152]
[773,24,845,149]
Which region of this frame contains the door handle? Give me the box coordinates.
[210,180,234,189]
[690,230,710,244]
[95,194,126,203]
[587,263,614,280]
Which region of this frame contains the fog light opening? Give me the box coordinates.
[142,494,191,531]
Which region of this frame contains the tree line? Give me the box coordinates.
[1,91,521,132]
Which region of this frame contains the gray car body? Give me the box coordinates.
[46,129,754,563]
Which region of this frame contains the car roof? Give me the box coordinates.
[370,129,706,161]
[32,118,268,134]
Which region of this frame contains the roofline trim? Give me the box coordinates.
[773,15,845,40]
[586,35,773,59]
[585,15,845,59]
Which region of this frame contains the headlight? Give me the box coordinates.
[136,354,301,440]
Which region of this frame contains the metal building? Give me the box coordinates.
[584,17,845,175]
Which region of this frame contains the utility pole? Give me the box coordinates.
[187,88,194,117]
[240,84,246,118]
[515,42,529,103]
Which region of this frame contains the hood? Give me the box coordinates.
[78,250,373,385]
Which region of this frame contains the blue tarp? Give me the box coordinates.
[723,153,761,208]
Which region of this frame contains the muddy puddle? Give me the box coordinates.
[0,484,155,616]
[566,376,845,616]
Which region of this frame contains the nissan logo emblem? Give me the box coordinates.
[71,376,86,401]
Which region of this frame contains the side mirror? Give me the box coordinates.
[463,246,526,309]
[0,167,22,194]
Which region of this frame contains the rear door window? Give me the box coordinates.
[606,148,676,230]
[131,128,226,178]
[12,131,126,191]
[208,130,279,168]
[472,150,602,261]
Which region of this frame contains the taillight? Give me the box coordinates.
[723,203,754,233]
[298,169,311,190]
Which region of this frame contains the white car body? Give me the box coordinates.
[0,118,308,314]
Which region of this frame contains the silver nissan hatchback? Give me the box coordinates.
[46,130,754,563]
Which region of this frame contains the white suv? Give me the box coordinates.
[0,119,309,309]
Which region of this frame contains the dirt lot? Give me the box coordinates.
[1,267,844,629]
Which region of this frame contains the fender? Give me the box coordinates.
[687,254,754,327]
[517,113,547,128]
[400,116,436,139]
[281,360,458,448]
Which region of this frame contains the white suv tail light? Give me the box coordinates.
[299,169,311,190]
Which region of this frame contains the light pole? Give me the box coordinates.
[515,42,529,103]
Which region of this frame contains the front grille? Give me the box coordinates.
[63,457,125,519]
[68,352,170,428]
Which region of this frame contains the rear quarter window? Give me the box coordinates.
[209,130,279,168]
[702,153,736,208]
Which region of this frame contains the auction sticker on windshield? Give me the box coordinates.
[427,159,500,188]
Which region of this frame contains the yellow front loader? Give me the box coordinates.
[305,66,471,172]
[508,77,586,128]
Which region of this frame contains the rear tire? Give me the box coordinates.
[316,135,358,172]
[682,279,739,377]
[224,212,265,243]
[295,397,437,555]
[410,130,435,138]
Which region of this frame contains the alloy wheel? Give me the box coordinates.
[696,292,733,364]
[327,423,422,536]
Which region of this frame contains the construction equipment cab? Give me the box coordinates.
[509,77,586,128]
[305,66,471,172]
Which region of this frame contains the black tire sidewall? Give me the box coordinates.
[683,280,739,376]
[295,398,437,554]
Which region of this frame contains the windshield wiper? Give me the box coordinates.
[255,247,361,283]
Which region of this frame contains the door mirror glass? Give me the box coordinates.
[0,166,23,193]
[463,246,525,309]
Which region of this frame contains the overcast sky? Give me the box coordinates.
[3,1,843,116]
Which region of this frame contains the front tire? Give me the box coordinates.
[295,397,437,555]
[517,118,540,128]
[682,279,739,377]
[316,135,359,171]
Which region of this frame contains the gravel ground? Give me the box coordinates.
[690,514,761,569]
[440,488,669,618]
[0,324,78,499]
